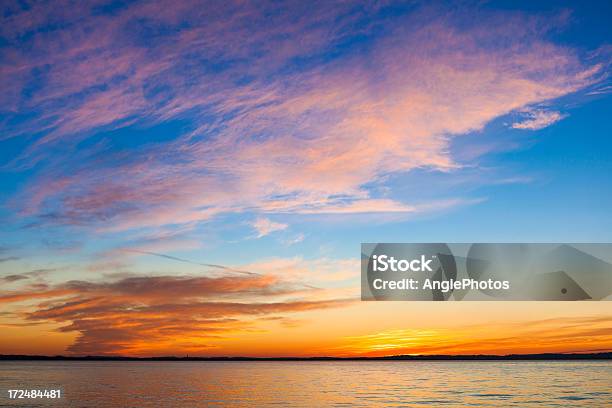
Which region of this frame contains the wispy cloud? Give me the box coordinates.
[282,233,305,246]
[119,248,258,276]
[1,274,29,282]
[3,2,601,233]
[512,109,567,130]
[251,217,288,238]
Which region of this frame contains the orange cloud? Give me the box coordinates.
[1,272,352,356]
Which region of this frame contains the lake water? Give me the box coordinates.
[0,360,610,407]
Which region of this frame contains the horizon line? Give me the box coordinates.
[2,352,610,362]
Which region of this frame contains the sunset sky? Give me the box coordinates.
[1,0,611,357]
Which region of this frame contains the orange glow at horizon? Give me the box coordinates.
[2,299,610,357]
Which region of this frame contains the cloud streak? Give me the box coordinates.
[121,249,259,276]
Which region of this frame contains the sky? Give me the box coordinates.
[0,0,611,357]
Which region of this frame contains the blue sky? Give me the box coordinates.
[0,0,611,356]
[1,0,610,277]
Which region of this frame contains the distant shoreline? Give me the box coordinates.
[1,352,610,362]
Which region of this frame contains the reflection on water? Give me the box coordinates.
[0,360,610,407]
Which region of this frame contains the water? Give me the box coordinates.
[0,360,610,407]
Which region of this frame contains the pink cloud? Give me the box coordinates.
[4,3,602,232]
